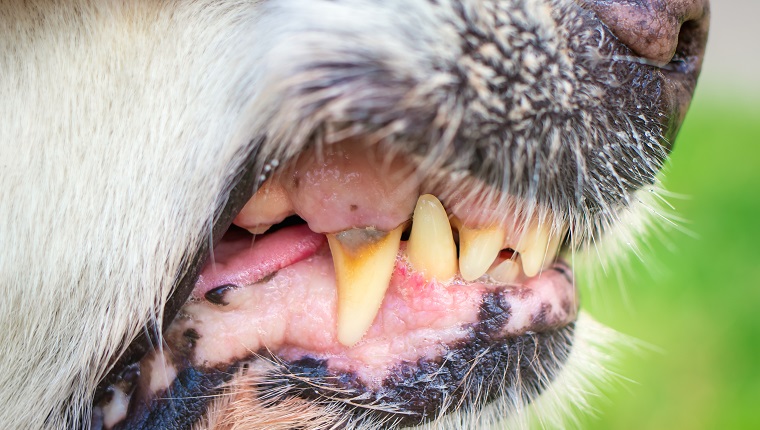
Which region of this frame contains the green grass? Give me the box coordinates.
[573,92,760,429]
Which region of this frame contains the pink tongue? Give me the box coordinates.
[194,225,326,298]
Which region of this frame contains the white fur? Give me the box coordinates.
[1,2,272,427]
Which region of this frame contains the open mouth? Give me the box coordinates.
[89,1,711,426]
[100,138,578,429]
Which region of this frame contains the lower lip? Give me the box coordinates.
[182,225,577,385]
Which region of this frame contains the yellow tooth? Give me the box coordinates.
[488,259,521,284]
[246,225,271,235]
[406,194,458,282]
[459,225,507,282]
[517,222,566,277]
[516,222,551,278]
[328,225,403,347]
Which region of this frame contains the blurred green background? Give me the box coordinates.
[575,1,760,428]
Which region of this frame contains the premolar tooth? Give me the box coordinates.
[488,259,521,284]
[246,224,272,235]
[233,179,293,234]
[406,194,457,282]
[517,222,551,278]
[459,225,507,281]
[328,225,403,347]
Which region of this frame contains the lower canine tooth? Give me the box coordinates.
[517,222,551,277]
[406,194,457,282]
[328,225,403,347]
[459,225,507,282]
[488,259,521,284]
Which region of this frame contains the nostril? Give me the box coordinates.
[580,0,710,68]
[666,18,708,73]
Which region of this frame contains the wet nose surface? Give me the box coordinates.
[580,0,710,66]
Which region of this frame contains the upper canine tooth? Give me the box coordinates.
[406,194,457,282]
[459,225,507,282]
[327,225,403,347]
[516,222,551,278]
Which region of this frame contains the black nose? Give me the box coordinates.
[580,0,710,66]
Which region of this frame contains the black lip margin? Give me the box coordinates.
[109,325,575,430]
[94,151,264,406]
[264,294,575,428]
[112,365,240,430]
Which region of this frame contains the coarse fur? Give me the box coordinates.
[0,0,707,429]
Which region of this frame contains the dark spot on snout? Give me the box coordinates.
[96,364,141,409]
[256,272,277,284]
[552,264,573,283]
[205,284,238,306]
[476,291,512,341]
[561,298,573,316]
[531,303,553,331]
[183,328,201,349]
[120,363,141,388]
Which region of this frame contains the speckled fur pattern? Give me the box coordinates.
[247,0,670,240]
[0,0,692,428]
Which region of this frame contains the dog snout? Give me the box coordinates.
[580,0,710,67]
